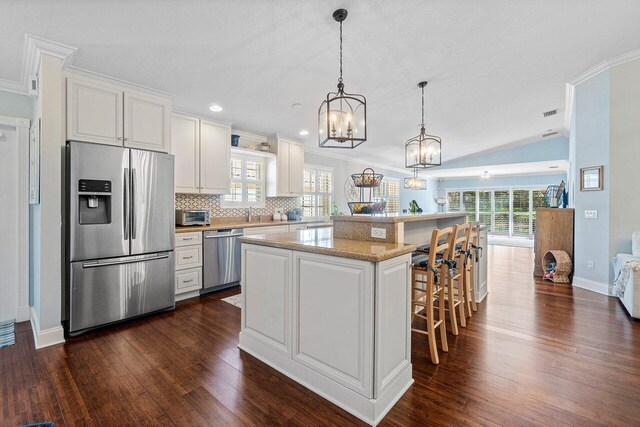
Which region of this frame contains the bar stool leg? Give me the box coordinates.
[446,270,460,335]
[426,278,439,365]
[464,267,473,318]
[437,283,448,352]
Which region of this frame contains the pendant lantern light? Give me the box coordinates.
[404,168,427,190]
[318,9,367,149]
[405,81,442,168]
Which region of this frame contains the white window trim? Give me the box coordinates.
[301,163,334,220]
[445,185,547,239]
[221,153,266,209]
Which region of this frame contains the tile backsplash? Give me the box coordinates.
[175,193,299,217]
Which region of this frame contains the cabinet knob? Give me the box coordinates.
[124,137,129,142]
[117,137,123,141]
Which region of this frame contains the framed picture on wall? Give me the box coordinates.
[29,118,40,204]
[580,166,603,191]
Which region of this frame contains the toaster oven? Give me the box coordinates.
[176,209,211,226]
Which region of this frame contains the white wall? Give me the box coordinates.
[0,125,19,323]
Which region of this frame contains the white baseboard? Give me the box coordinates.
[572,276,613,296]
[16,305,31,322]
[30,306,65,349]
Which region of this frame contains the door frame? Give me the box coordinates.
[0,115,31,322]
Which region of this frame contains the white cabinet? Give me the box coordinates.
[171,114,200,193]
[288,224,307,232]
[171,114,230,195]
[174,232,203,295]
[124,91,171,152]
[241,245,293,356]
[66,76,171,153]
[67,78,123,146]
[200,119,231,194]
[267,136,304,197]
[243,225,290,236]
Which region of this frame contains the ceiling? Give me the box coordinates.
[430,160,569,180]
[1,1,639,168]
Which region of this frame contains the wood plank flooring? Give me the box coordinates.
[2,245,640,426]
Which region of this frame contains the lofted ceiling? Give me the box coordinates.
[1,0,640,168]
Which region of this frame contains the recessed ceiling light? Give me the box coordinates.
[209,104,223,112]
[299,130,309,136]
[291,103,303,109]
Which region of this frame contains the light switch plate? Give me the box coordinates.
[584,210,598,219]
[371,227,387,239]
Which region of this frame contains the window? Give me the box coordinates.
[445,187,547,238]
[301,165,333,218]
[222,155,266,208]
[375,179,400,214]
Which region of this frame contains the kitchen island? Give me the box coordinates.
[239,228,415,426]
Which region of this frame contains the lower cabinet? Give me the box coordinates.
[175,232,203,296]
[243,225,290,236]
[240,244,412,403]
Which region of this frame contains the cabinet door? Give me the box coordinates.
[176,267,202,294]
[277,139,291,195]
[289,141,304,196]
[67,78,123,146]
[124,91,171,152]
[200,120,231,194]
[171,114,200,193]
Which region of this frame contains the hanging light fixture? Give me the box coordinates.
[404,168,427,190]
[405,81,442,168]
[318,9,367,149]
[481,170,491,180]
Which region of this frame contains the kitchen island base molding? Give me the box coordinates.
[239,334,413,426]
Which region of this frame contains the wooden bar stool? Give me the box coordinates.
[464,223,480,313]
[444,223,469,334]
[411,227,451,364]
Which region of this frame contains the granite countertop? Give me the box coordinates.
[176,219,331,233]
[239,228,416,262]
[330,212,467,223]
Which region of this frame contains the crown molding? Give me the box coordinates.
[564,47,640,133]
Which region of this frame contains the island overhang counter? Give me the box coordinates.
[238,228,416,426]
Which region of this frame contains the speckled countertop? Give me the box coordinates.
[239,228,416,262]
[330,212,467,223]
[176,219,331,233]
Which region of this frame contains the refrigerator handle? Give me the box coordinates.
[123,168,129,240]
[131,168,137,239]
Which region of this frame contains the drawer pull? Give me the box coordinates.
[183,279,194,283]
[182,255,193,259]
[182,237,193,241]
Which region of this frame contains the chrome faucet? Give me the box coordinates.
[248,206,253,222]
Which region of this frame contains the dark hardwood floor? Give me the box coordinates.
[2,245,640,426]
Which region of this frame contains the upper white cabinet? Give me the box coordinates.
[267,136,304,197]
[67,78,123,146]
[171,114,200,193]
[124,91,171,152]
[171,114,231,195]
[66,76,171,153]
[200,119,231,194]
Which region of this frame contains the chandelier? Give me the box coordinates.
[404,168,427,190]
[405,81,442,168]
[318,9,367,149]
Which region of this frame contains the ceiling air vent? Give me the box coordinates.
[542,130,558,137]
[543,109,558,117]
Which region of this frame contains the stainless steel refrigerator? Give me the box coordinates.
[66,141,175,335]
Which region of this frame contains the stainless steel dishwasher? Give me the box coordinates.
[202,229,243,293]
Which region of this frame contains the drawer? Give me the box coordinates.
[244,225,290,236]
[288,224,307,231]
[176,267,202,294]
[175,232,202,247]
[175,245,202,270]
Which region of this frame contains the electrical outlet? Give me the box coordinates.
[584,210,598,219]
[371,228,387,239]
[587,261,595,271]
